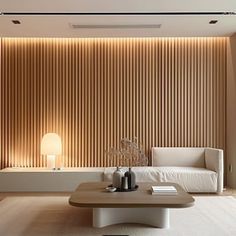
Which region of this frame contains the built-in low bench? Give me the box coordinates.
[0,167,104,192]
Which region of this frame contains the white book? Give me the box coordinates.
[151,186,177,193]
[152,189,177,192]
[151,191,178,195]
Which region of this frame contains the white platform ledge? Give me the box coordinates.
[0,167,104,192]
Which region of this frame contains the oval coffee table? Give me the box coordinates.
[69,182,194,228]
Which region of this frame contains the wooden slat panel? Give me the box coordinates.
[0,37,227,168]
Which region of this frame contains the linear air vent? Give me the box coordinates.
[69,23,162,29]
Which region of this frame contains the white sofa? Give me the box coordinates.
[104,147,224,193]
[152,147,224,193]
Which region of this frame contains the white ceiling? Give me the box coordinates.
[0,0,236,37]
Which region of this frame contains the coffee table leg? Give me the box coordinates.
[93,208,170,228]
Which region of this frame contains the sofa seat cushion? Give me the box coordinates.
[104,166,217,193]
[157,166,217,193]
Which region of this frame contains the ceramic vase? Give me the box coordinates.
[125,167,136,189]
[112,167,123,189]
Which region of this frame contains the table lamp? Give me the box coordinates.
[41,133,62,170]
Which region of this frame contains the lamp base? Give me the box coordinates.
[47,155,56,170]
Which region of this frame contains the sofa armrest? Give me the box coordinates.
[205,148,224,193]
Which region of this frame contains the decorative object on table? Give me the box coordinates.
[105,186,117,192]
[125,167,136,189]
[41,133,62,170]
[151,186,177,195]
[106,137,149,167]
[108,184,139,192]
[112,167,124,189]
[121,176,128,190]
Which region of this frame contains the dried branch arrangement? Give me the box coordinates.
[106,137,149,166]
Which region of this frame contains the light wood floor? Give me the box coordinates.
[193,188,236,197]
[216,188,236,196]
[0,192,72,201]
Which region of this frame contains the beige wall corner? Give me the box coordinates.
[227,33,236,188]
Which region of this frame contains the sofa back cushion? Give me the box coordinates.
[152,147,206,168]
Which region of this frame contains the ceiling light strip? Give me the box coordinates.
[70,24,162,29]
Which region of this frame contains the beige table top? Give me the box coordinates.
[69,182,195,208]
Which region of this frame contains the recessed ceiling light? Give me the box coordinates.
[12,20,21,24]
[209,20,218,24]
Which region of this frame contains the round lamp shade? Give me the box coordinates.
[41,133,62,155]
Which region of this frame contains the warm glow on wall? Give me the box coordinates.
[0,37,227,169]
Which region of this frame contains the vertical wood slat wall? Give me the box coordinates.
[0,37,226,169]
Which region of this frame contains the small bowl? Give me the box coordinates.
[105,186,117,192]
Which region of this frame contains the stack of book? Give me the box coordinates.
[151,185,177,195]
